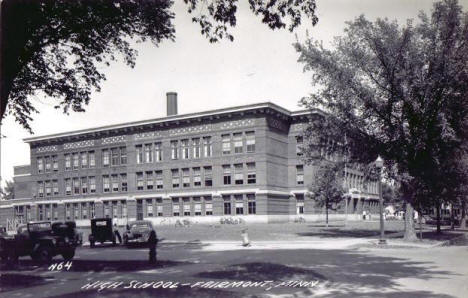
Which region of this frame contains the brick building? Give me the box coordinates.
[0,93,380,231]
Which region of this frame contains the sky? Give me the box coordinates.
[2,0,468,184]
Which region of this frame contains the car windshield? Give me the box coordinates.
[29,222,51,232]
[130,223,151,229]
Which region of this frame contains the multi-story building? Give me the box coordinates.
[0,93,380,231]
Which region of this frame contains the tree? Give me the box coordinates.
[0,0,318,132]
[0,180,15,200]
[308,161,345,227]
[296,0,468,240]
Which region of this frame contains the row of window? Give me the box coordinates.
[222,163,256,185]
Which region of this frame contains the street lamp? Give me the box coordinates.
[375,156,386,245]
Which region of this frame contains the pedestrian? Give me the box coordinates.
[148,229,158,264]
[113,223,122,244]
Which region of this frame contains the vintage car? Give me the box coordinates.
[88,218,119,247]
[123,220,154,247]
[0,221,79,263]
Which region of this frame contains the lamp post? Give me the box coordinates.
[375,156,386,245]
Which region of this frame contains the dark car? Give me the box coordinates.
[123,220,154,247]
[89,218,119,247]
[1,221,79,263]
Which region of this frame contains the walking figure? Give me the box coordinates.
[148,230,158,264]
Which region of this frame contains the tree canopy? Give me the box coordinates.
[296,0,468,236]
[0,0,318,132]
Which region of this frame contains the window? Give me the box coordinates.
[171,141,179,160]
[65,178,72,195]
[235,195,244,214]
[45,181,51,196]
[247,194,256,214]
[52,155,59,171]
[45,157,51,172]
[120,147,127,164]
[82,203,88,219]
[136,172,144,190]
[121,201,126,218]
[205,201,213,216]
[155,171,163,189]
[73,153,79,170]
[102,150,110,167]
[136,145,143,164]
[183,202,191,216]
[65,154,71,170]
[89,151,96,168]
[296,194,304,214]
[74,203,79,219]
[53,204,58,220]
[193,197,201,216]
[192,138,201,158]
[104,202,110,218]
[147,199,153,217]
[247,162,256,184]
[233,133,243,153]
[172,169,180,188]
[234,163,244,185]
[296,136,303,156]
[146,171,154,190]
[89,176,96,193]
[145,144,153,163]
[157,205,163,217]
[112,174,119,192]
[81,152,88,168]
[81,177,88,194]
[203,137,212,157]
[90,202,95,219]
[38,181,44,197]
[111,148,120,166]
[223,196,231,215]
[154,142,162,162]
[113,201,118,218]
[193,167,201,187]
[204,166,213,187]
[296,165,304,185]
[65,204,71,220]
[182,168,190,187]
[103,175,110,193]
[38,205,43,221]
[172,198,180,216]
[52,180,59,195]
[222,134,231,155]
[223,165,231,185]
[181,139,189,159]
[121,174,127,192]
[73,177,80,195]
[37,158,44,173]
[246,131,255,152]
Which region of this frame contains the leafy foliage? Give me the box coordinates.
[0,180,15,200]
[1,0,318,132]
[309,161,345,212]
[296,0,468,218]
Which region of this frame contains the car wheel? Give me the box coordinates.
[35,245,53,264]
[62,249,75,261]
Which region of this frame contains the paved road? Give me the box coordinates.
[1,240,467,298]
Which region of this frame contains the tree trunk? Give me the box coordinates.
[460,199,467,230]
[403,203,418,241]
[436,203,441,234]
[325,198,329,228]
[418,206,423,240]
[450,204,455,230]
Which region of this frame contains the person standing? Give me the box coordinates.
[148,229,158,264]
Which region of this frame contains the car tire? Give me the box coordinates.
[62,249,75,261]
[35,245,53,264]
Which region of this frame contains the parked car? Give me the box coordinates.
[123,220,154,247]
[0,221,79,263]
[89,218,119,247]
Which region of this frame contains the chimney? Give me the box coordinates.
[166,92,178,116]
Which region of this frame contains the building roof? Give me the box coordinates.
[23,102,320,144]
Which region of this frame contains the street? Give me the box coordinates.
[1,234,467,298]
